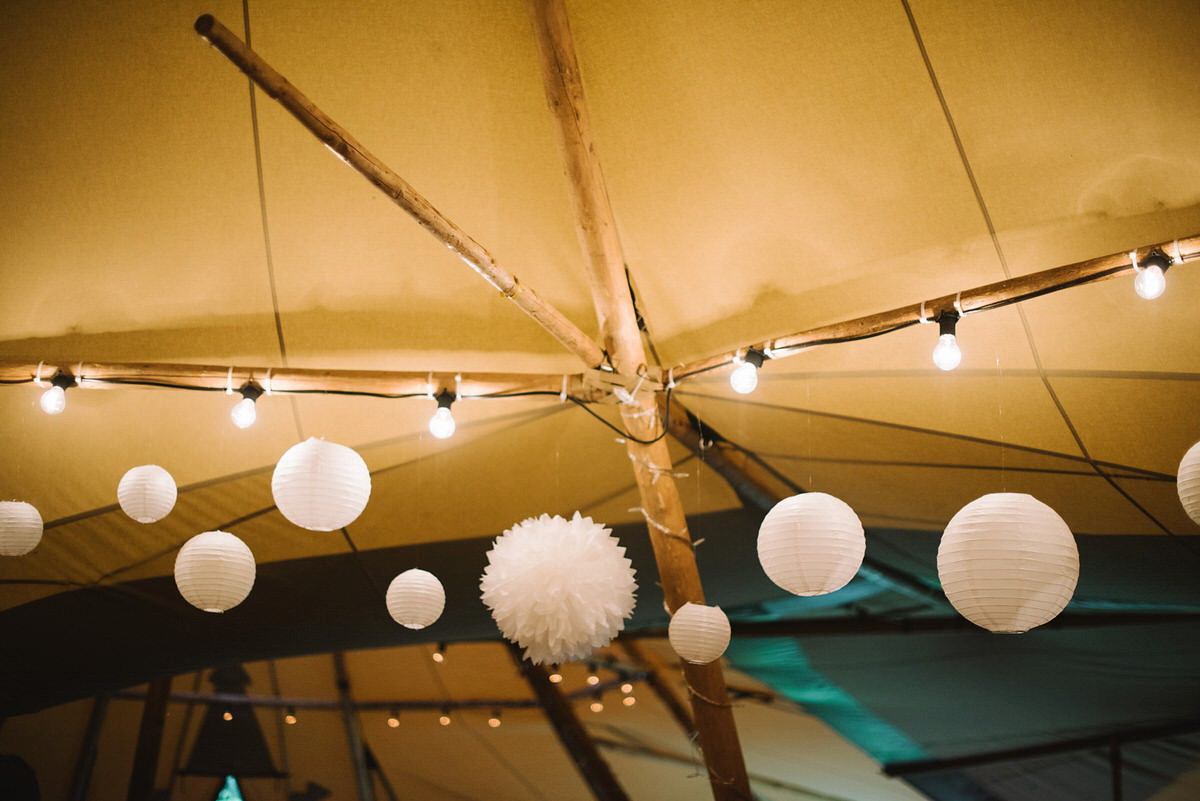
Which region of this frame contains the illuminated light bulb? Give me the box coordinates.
[932,312,962,371]
[222,710,233,722]
[622,695,636,707]
[428,407,455,439]
[439,711,452,726]
[620,683,633,695]
[487,711,502,728]
[589,698,604,713]
[284,707,297,725]
[428,390,457,439]
[548,670,563,684]
[231,382,263,429]
[40,385,66,415]
[586,673,600,686]
[1134,252,1170,300]
[432,643,446,664]
[231,397,256,428]
[387,710,400,728]
[729,349,765,395]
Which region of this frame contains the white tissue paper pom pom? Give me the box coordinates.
[480,512,637,664]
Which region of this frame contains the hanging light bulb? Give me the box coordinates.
[1133,251,1170,300]
[622,695,636,707]
[487,710,502,728]
[620,682,633,695]
[284,707,297,725]
[428,390,456,439]
[932,311,962,371]
[222,708,234,722]
[39,372,74,415]
[439,706,452,726]
[729,348,766,394]
[432,642,446,664]
[589,694,604,713]
[548,666,563,684]
[231,382,263,429]
[387,708,400,728]
[586,664,600,686]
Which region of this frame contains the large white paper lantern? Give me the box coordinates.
[1178,441,1200,526]
[174,530,256,613]
[0,501,43,556]
[757,492,865,596]
[386,568,445,629]
[938,493,1078,633]
[668,603,731,664]
[480,512,637,664]
[271,437,371,531]
[117,465,177,523]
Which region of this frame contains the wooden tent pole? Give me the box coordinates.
[193,14,605,369]
[507,643,632,801]
[0,360,605,401]
[126,677,170,801]
[672,234,1200,380]
[528,2,752,799]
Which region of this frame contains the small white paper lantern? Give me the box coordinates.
[174,530,256,613]
[757,492,865,596]
[1178,441,1200,526]
[938,493,1078,633]
[386,568,446,629]
[668,602,731,664]
[117,465,177,523]
[0,501,43,556]
[271,437,371,531]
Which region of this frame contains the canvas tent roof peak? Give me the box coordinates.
[1,1,1199,800]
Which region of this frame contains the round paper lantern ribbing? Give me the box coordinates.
[0,501,43,556]
[117,465,177,523]
[174,530,256,613]
[480,512,637,664]
[1178,441,1200,526]
[386,568,446,630]
[937,493,1078,633]
[271,437,371,531]
[757,492,865,596]
[668,603,731,664]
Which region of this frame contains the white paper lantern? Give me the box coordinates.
[271,437,371,531]
[938,493,1078,633]
[386,568,446,629]
[480,512,637,664]
[757,492,865,596]
[1178,441,1200,526]
[668,603,731,664]
[117,465,177,523]
[0,501,43,556]
[174,530,256,613]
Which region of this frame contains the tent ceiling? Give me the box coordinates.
[1,1,1198,800]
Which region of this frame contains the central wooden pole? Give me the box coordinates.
[529,2,752,799]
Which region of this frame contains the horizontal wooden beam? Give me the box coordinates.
[671,234,1200,381]
[0,360,605,402]
[883,717,1200,777]
[194,14,605,369]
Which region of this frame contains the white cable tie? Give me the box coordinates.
[426,372,434,398]
[1130,250,1140,273]
[1173,240,1183,264]
[226,367,234,395]
[666,368,676,389]
[75,362,83,386]
[614,436,627,445]
[560,375,568,402]
[629,507,673,534]
[454,373,461,401]
[34,361,44,387]
[918,301,931,324]
[692,537,706,547]
[953,291,964,316]
[263,368,273,396]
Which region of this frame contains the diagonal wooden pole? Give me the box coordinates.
[528,2,752,799]
[506,642,632,801]
[194,14,606,369]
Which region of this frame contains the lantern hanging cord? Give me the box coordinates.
[685,683,734,709]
